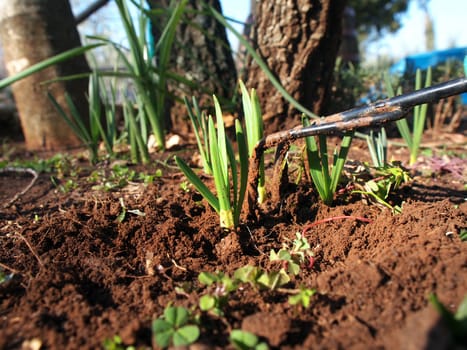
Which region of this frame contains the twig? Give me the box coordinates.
[167,254,187,272]
[0,261,20,275]
[1,167,39,208]
[15,232,44,268]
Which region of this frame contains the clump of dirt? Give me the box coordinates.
[0,145,466,349]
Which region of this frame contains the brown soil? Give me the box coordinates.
[0,137,466,350]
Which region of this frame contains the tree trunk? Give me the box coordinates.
[0,0,90,150]
[245,0,346,134]
[147,0,237,134]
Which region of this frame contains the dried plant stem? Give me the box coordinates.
[0,261,20,274]
[15,232,44,268]
[1,167,39,208]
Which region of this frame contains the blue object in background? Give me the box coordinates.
[390,47,467,74]
[390,47,467,104]
[464,56,467,104]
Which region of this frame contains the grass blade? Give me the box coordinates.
[330,132,354,195]
[208,115,233,228]
[0,44,103,90]
[175,156,220,212]
[235,119,248,226]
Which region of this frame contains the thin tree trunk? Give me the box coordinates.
[245,0,346,133]
[0,0,90,150]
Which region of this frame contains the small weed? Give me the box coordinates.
[179,181,191,193]
[233,264,290,291]
[230,329,269,350]
[116,198,145,223]
[51,177,78,193]
[270,232,314,276]
[88,164,159,192]
[198,271,238,316]
[351,163,410,213]
[288,286,316,308]
[102,335,135,350]
[152,306,200,348]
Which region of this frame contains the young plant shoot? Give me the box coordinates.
[366,128,387,168]
[48,71,114,163]
[175,97,248,229]
[303,117,353,206]
[184,96,212,174]
[240,80,265,203]
[384,68,432,165]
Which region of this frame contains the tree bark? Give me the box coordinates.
[0,0,90,150]
[147,0,237,134]
[245,0,346,134]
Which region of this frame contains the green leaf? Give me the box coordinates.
[329,132,353,196]
[164,306,189,327]
[234,265,262,284]
[199,294,216,311]
[455,294,467,321]
[209,111,233,228]
[198,271,219,286]
[234,119,249,225]
[0,44,103,90]
[175,156,219,212]
[173,325,200,346]
[152,319,174,347]
[184,96,212,174]
[257,269,290,290]
[288,287,316,308]
[230,329,260,350]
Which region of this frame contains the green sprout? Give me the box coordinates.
[116,197,145,223]
[270,232,314,276]
[115,0,187,151]
[198,271,238,316]
[288,286,316,308]
[184,96,212,175]
[240,81,265,204]
[49,71,114,163]
[385,68,432,165]
[152,306,200,348]
[175,96,248,229]
[122,99,150,164]
[303,117,353,205]
[366,128,387,168]
[352,164,410,214]
[102,335,135,350]
[429,293,467,346]
[459,229,467,241]
[229,329,269,350]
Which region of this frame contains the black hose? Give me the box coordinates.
[292,77,467,139]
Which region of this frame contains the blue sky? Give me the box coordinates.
[220,0,467,61]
